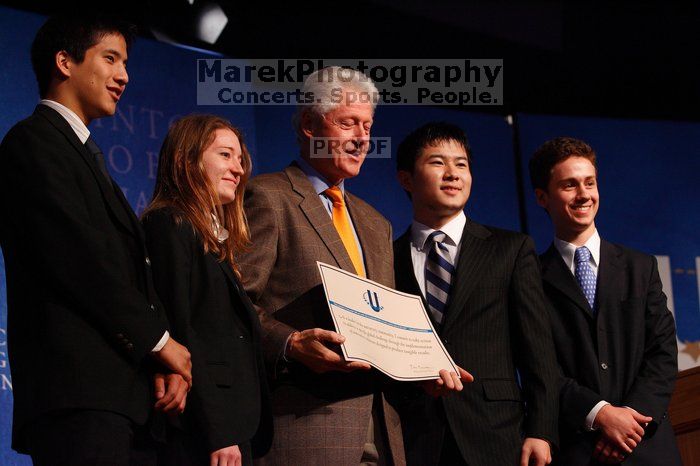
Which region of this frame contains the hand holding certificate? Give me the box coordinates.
[317,261,464,382]
[286,327,371,373]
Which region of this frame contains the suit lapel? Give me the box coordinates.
[218,260,262,337]
[394,229,422,298]
[394,228,441,328]
[540,244,594,319]
[441,218,493,331]
[36,105,137,236]
[595,240,625,319]
[284,164,355,272]
[110,179,146,241]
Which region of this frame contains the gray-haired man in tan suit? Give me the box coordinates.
[238,67,406,465]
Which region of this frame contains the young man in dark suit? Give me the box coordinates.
[0,15,192,465]
[392,122,559,466]
[530,137,682,465]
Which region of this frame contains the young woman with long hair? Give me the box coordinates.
[142,114,271,466]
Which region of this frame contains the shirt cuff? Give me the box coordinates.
[282,332,296,362]
[586,400,610,431]
[151,331,170,352]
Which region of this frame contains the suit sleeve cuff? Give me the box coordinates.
[586,400,610,431]
[151,331,170,352]
[282,332,297,362]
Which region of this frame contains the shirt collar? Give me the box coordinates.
[554,229,601,270]
[40,99,90,144]
[410,211,467,251]
[295,157,345,195]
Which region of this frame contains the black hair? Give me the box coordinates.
[30,15,136,97]
[396,121,472,174]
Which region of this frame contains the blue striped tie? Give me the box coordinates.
[425,231,455,325]
[574,246,596,310]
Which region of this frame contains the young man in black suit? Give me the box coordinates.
[530,137,682,465]
[0,15,192,465]
[392,122,559,466]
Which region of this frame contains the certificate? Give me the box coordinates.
[317,261,458,381]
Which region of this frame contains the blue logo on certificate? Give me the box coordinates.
[363,289,383,312]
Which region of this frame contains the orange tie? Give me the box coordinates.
[324,186,366,277]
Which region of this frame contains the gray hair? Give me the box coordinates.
[292,66,379,143]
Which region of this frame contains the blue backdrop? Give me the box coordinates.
[1,5,698,464]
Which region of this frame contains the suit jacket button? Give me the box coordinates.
[149,304,155,311]
[145,257,151,266]
[126,342,134,351]
[600,362,608,370]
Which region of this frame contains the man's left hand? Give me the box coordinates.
[520,437,552,466]
[420,367,474,397]
[154,373,189,414]
[593,436,629,464]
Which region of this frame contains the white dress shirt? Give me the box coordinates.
[553,229,607,430]
[40,99,90,143]
[553,229,601,278]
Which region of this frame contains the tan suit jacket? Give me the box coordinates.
[239,163,405,466]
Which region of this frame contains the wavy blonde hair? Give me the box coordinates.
[143,114,252,273]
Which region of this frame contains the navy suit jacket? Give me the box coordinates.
[540,239,681,465]
[0,105,168,452]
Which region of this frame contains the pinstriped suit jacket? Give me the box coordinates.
[238,163,405,466]
[392,218,559,466]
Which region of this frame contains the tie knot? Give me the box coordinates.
[324,186,344,206]
[575,246,591,264]
[426,230,449,251]
[427,230,447,243]
[84,136,101,156]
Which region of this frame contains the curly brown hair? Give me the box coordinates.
[529,137,597,192]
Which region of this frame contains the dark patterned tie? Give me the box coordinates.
[425,230,455,325]
[575,246,596,310]
[84,136,111,183]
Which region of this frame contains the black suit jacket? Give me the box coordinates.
[392,218,559,466]
[0,105,168,452]
[540,239,681,465]
[142,208,272,457]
